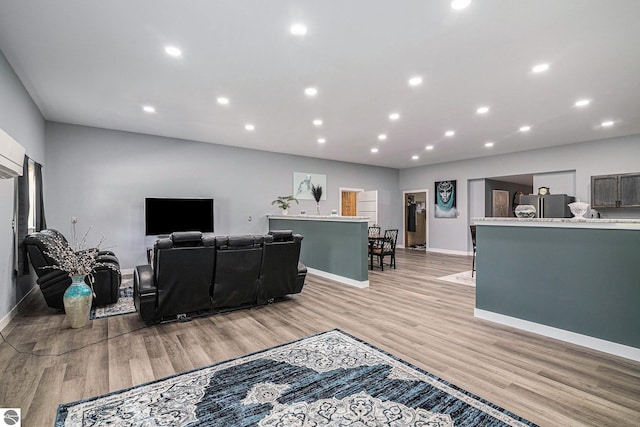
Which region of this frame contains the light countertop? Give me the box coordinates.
[268,215,370,223]
[473,217,640,230]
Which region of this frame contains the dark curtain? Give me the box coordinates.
[34,161,47,231]
[16,156,29,276]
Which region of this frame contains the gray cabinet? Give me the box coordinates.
[592,173,640,208]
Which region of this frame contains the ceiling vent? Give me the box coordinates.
[0,128,25,179]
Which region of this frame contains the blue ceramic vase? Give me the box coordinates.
[63,275,93,328]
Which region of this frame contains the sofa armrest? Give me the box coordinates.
[133,264,157,322]
[37,269,71,289]
[36,269,72,310]
[294,262,307,294]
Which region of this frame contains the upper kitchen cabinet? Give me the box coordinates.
[591,173,640,208]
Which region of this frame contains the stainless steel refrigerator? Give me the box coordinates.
[519,194,575,218]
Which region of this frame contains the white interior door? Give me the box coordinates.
[357,190,378,226]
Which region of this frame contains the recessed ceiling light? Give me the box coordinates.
[245,124,255,131]
[290,23,308,36]
[389,112,400,121]
[217,97,230,105]
[164,46,182,57]
[445,130,455,137]
[531,63,550,73]
[411,155,419,160]
[371,148,379,153]
[574,99,591,107]
[408,76,423,87]
[519,125,531,132]
[142,105,156,113]
[601,120,615,127]
[451,0,472,10]
[313,119,323,126]
[317,138,326,144]
[476,106,490,114]
[305,87,318,97]
[378,134,387,141]
[485,142,494,148]
[425,145,434,150]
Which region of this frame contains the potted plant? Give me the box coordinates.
[271,195,299,215]
[311,184,323,215]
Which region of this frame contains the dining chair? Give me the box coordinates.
[470,225,477,277]
[368,225,383,257]
[371,229,398,271]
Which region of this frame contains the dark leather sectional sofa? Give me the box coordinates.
[133,230,307,323]
[24,229,121,309]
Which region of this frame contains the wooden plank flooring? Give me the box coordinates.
[1,249,638,426]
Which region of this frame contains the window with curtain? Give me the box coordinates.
[15,155,46,276]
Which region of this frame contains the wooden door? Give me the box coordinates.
[341,191,357,216]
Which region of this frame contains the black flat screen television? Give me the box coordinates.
[145,197,214,236]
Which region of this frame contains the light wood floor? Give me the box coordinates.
[1,250,639,426]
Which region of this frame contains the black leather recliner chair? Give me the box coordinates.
[24,229,121,309]
[258,230,306,305]
[212,235,267,309]
[134,231,216,322]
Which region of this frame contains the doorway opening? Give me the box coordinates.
[340,188,378,225]
[403,189,428,250]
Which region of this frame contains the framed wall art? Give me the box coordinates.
[435,180,457,218]
[293,172,327,200]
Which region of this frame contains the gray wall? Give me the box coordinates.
[44,122,401,269]
[0,50,46,323]
[400,135,640,253]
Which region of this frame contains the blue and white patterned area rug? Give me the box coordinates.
[54,329,537,426]
[90,279,136,320]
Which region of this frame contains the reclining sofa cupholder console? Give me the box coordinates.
[133,230,307,323]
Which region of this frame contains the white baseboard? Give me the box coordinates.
[306,267,369,288]
[474,308,640,362]
[0,285,39,333]
[426,247,473,256]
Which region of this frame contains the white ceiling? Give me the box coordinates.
[1,0,639,169]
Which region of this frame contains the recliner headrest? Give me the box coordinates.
[269,230,293,242]
[227,235,256,248]
[171,231,203,247]
[155,238,173,250]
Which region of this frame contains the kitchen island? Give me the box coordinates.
[268,215,370,288]
[474,217,640,361]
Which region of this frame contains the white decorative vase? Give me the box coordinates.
[282,209,288,215]
[63,275,93,328]
[568,201,590,219]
